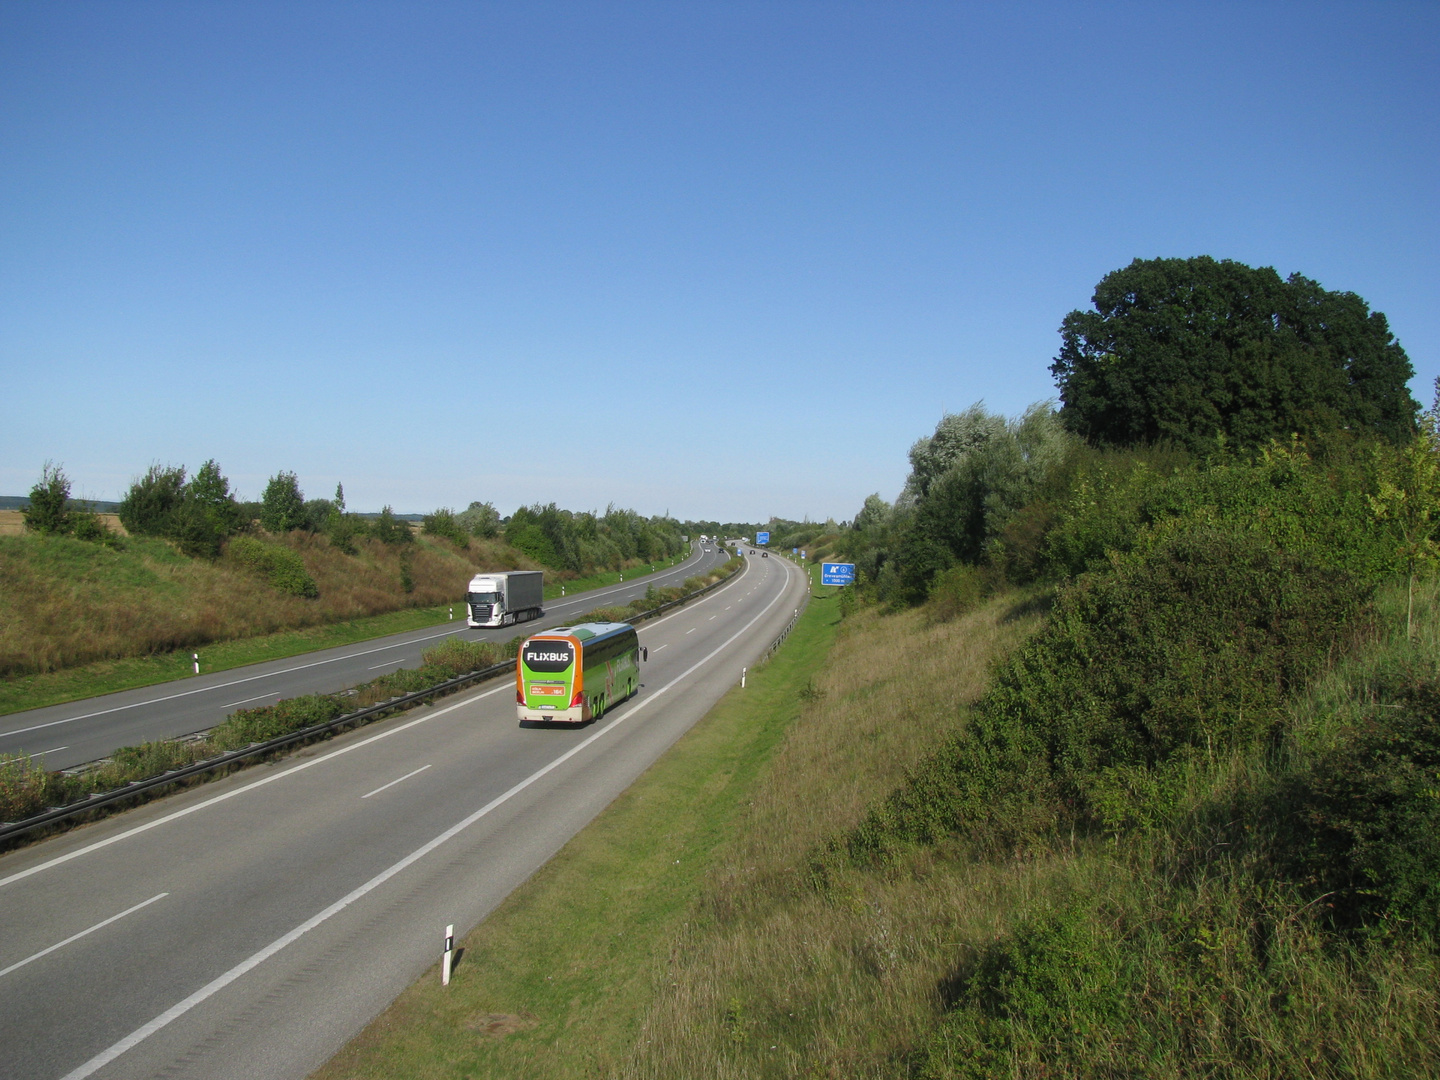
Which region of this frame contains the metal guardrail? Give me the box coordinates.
[0,559,749,844]
[757,558,811,665]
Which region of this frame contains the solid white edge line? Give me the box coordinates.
[2,550,714,740]
[360,764,432,800]
[0,892,168,980]
[0,556,745,893]
[57,558,794,1080]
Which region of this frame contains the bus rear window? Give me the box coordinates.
[523,640,574,672]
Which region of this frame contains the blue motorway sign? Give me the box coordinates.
[756,531,770,545]
[821,562,855,586]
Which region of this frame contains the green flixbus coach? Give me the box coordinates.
[516,622,645,724]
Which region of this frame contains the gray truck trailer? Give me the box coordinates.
[466,570,545,628]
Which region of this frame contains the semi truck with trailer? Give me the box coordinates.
[466,570,545,628]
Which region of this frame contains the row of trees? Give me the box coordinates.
[499,503,684,573]
[21,461,685,578]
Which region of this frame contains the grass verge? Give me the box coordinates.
[311,578,844,1080]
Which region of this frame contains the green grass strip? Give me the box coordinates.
[314,588,841,1080]
[0,554,694,717]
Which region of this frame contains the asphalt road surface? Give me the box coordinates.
[1,544,730,772]
[0,549,808,1080]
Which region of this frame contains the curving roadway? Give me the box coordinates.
[0,544,731,772]
[0,547,808,1080]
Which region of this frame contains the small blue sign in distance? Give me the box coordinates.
[821,562,855,586]
[756,531,770,545]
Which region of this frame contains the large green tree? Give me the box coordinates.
[1051,256,1418,451]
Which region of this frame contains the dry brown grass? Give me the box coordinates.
[702,597,1044,920]
[0,530,540,677]
[623,595,1046,1078]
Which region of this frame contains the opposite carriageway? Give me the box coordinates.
[0,544,731,773]
[0,549,807,1080]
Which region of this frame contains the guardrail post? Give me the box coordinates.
[443,924,455,985]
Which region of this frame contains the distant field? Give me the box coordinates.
[0,509,127,537]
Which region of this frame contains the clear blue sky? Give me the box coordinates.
[3,2,1435,523]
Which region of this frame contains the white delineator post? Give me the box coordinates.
[741,666,747,688]
[192,653,199,675]
[442,924,454,985]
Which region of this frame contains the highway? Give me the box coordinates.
[0,548,807,1080]
[0,544,730,772]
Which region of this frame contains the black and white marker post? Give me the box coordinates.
[442,924,455,986]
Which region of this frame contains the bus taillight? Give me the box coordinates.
[517,688,525,704]
[571,690,584,708]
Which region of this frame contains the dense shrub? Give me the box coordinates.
[21,463,120,547]
[209,694,346,751]
[1037,439,1393,585]
[422,508,471,546]
[119,463,188,536]
[457,500,501,538]
[68,510,120,547]
[23,462,71,534]
[925,565,990,623]
[420,636,505,674]
[1288,676,1440,939]
[919,904,1130,1079]
[503,502,685,574]
[118,459,241,556]
[839,525,1370,861]
[577,606,634,623]
[227,536,319,598]
[370,505,414,546]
